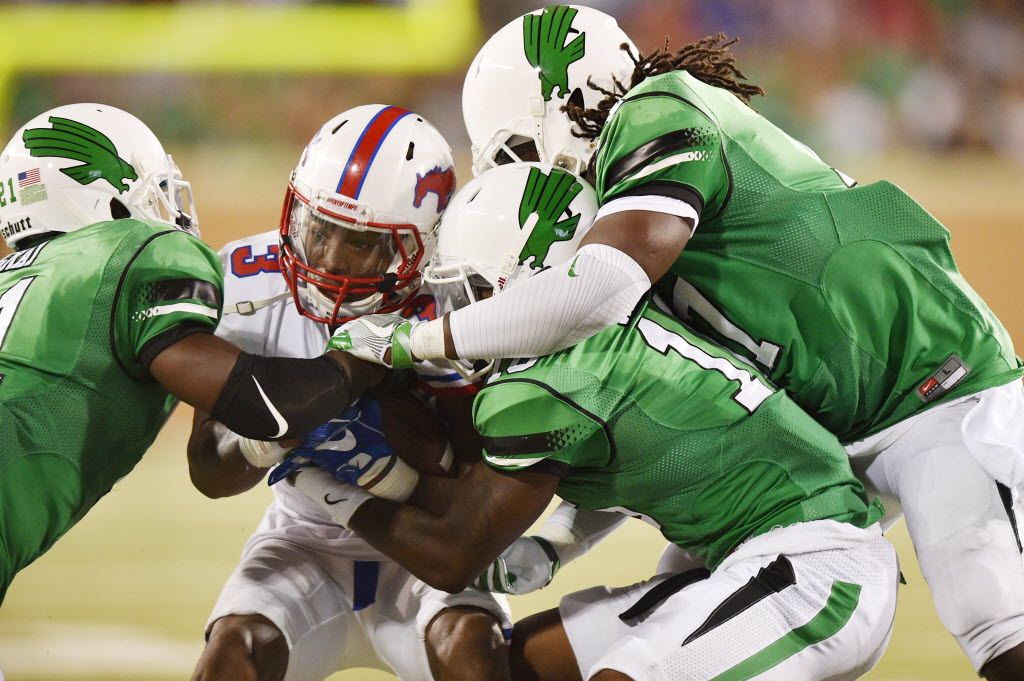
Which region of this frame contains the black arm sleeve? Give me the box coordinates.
[210,352,352,440]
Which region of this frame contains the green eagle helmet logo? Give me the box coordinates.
[523,6,586,102]
[22,116,138,193]
[518,166,583,269]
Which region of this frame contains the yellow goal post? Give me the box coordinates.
[0,0,481,133]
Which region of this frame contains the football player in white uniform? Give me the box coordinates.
[187,105,511,681]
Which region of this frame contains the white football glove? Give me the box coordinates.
[473,536,561,595]
[328,313,417,369]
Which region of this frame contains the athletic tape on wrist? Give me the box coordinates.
[530,535,562,578]
[357,455,420,503]
[410,317,447,361]
[238,437,293,468]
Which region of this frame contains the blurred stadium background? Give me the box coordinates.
[1,0,1023,679]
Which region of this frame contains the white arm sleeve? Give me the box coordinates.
[448,243,651,360]
[533,501,628,565]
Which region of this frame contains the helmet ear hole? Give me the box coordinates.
[568,87,585,110]
[110,198,131,219]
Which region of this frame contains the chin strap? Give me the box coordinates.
[223,291,292,316]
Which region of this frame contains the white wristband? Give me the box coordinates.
[238,437,293,468]
[358,455,420,503]
[410,317,447,361]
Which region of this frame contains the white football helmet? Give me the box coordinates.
[279,104,456,326]
[0,103,198,250]
[424,162,597,314]
[463,5,636,176]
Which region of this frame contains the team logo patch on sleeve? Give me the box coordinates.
[917,354,971,403]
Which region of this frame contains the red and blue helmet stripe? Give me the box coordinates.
[337,105,413,200]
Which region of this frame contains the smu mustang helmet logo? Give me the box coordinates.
[22,117,138,193]
[523,6,586,102]
[518,166,583,269]
[413,166,456,212]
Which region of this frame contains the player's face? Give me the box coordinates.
[302,215,395,302]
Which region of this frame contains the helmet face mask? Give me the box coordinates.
[281,183,427,325]
[0,103,198,250]
[124,153,198,234]
[278,105,454,326]
[463,5,636,176]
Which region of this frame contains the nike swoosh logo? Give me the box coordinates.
[567,256,579,277]
[252,376,289,439]
[323,493,349,505]
[362,321,397,338]
[317,428,357,452]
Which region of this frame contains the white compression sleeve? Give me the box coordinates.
[449,243,651,360]
[533,501,628,566]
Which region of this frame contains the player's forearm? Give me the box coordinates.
[152,333,385,440]
[349,463,550,593]
[187,412,268,498]
[420,244,650,361]
[349,497,490,593]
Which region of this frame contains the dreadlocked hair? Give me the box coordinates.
[564,33,766,141]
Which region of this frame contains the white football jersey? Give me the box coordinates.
[217,230,477,559]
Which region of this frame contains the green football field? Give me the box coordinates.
[0,151,1020,680]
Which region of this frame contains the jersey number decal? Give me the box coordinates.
[637,316,773,413]
[670,279,783,370]
[230,245,280,278]
[0,276,35,351]
[0,178,17,208]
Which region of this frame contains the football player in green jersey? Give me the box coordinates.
[0,104,382,604]
[334,7,1024,678]
[315,162,900,681]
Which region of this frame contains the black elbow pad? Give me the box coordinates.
[210,352,352,440]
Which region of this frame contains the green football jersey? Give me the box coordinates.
[0,219,222,584]
[595,71,1022,442]
[473,300,883,570]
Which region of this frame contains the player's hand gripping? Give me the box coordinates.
[270,399,420,502]
[328,313,417,369]
[473,536,561,595]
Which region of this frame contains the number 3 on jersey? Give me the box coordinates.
[0,276,35,351]
[637,316,774,413]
